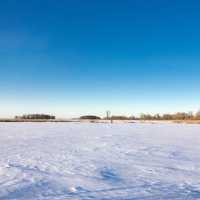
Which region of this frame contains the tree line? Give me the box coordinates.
[15,114,56,120]
[139,112,199,120]
[80,110,200,120]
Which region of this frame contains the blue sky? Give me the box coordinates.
[0,0,200,118]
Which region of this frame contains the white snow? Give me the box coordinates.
[0,122,200,200]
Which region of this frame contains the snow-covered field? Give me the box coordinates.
[0,122,200,200]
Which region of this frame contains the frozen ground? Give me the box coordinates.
[0,122,200,200]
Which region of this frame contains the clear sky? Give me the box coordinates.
[0,0,200,118]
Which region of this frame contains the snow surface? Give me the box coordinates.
[0,122,200,200]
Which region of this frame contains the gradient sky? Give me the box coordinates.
[0,0,200,118]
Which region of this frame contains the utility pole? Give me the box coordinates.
[106,110,113,123]
[106,110,111,120]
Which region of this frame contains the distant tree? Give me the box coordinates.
[195,110,200,119]
[187,111,194,119]
[129,115,136,120]
[154,114,161,120]
[140,114,154,120]
[111,116,129,120]
[140,114,146,120]
[162,114,173,120]
[172,112,190,120]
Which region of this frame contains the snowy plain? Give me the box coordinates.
[0,122,200,200]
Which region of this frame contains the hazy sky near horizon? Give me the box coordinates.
[0,0,200,118]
